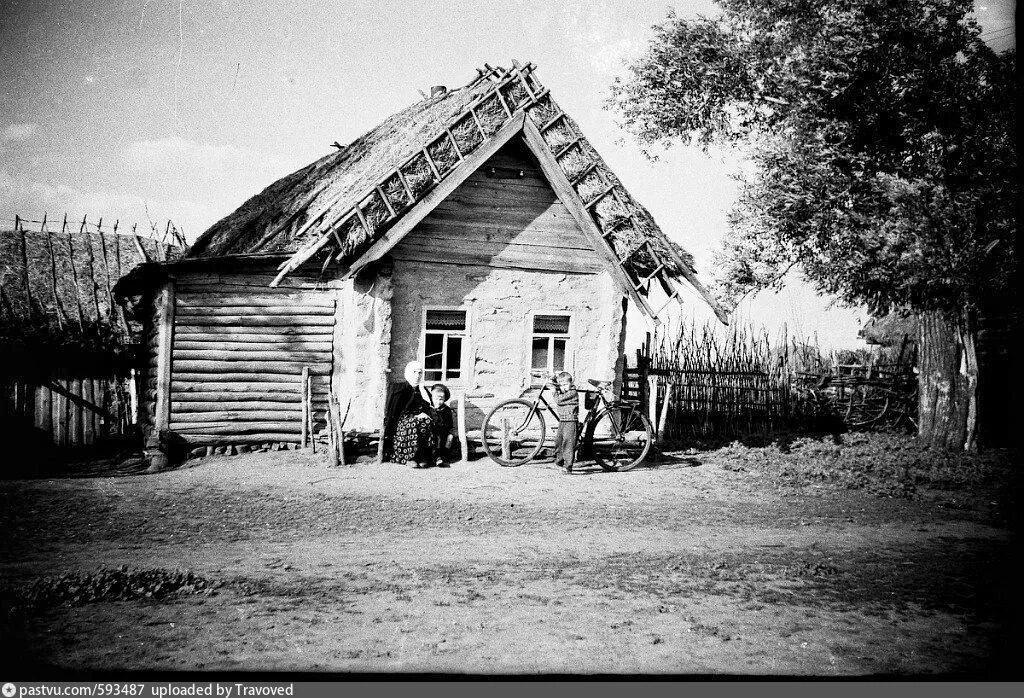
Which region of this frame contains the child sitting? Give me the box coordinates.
[549,370,579,474]
[420,382,454,467]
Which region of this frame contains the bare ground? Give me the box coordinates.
[0,434,1019,676]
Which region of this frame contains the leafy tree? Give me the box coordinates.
[609,0,1017,450]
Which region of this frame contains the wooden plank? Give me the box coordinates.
[330,285,346,430]
[36,383,52,436]
[155,281,175,435]
[343,112,528,279]
[403,224,596,253]
[392,238,604,274]
[69,378,82,446]
[52,379,66,447]
[428,199,578,229]
[520,120,657,322]
[82,379,95,445]
[390,250,601,276]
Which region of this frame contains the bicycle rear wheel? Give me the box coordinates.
[587,405,653,472]
[481,399,547,466]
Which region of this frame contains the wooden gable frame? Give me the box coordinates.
[342,113,660,321]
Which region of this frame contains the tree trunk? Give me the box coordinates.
[916,310,979,451]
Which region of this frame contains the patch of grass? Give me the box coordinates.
[711,433,1018,503]
[12,566,220,609]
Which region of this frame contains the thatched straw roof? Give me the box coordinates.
[0,226,181,355]
[188,73,505,259]
[187,62,719,318]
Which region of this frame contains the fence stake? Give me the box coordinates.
[647,375,658,441]
[457,392,469,462]
[658,381,672,441]
[300,366,310,448]
[501,417,511,461]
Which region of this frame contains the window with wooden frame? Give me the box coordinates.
[530,313,571,379]
[422,308,467,383]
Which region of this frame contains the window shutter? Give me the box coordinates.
[425,309,467,331]
[533,314,570,334]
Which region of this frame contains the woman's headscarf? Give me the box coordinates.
[404,361,423,386]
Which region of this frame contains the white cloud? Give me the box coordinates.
[123,136,281,179]
[2,122,39,142]
[560,0,646,78]
[0,168,219,243]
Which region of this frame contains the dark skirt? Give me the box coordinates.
[392,413,431,464]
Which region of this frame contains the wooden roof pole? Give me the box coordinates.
[341,112,528,280]
[520,117,658,323]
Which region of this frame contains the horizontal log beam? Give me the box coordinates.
[172,350,330,363]
[172,306,336,317]
[178,433,302,445]
[172,382,324,393]
[175,325,334,337]
[170,410,303,422]
[171,396,301,406]
[174,372,319,383]
[171,423,303,435]
[174,341,333,352]
[173,360,331,375]
[176,294,335,308]
[173,315,335,327]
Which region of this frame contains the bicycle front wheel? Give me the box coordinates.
[587,405,653,472]
[481,399,547,466]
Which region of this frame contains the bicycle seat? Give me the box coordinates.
[587,378,611,388]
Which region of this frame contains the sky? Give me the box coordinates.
[0,0,1015,351]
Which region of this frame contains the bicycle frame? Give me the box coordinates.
[513,381,637,453]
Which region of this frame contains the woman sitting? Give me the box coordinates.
[381,361,432,468]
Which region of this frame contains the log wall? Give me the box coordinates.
[167,268,340,446]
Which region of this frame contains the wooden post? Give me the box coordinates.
[17,215,34,318]
[325,400,339,467]
[457,392,469,462]
[300,366,310,448]
[69,378,82,446]
[82,378,95,445]
[647,375,658,441]
[501,417,511,461]
[154,281,175,438]
[68,219,86,330]
[307,373,316,454]
[36,383,52,437]
[658,381,672,442]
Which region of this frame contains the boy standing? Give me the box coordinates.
[550,371,579,474]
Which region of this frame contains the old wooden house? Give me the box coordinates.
[117,62,725,458]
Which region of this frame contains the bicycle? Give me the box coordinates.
[481,376,654,471]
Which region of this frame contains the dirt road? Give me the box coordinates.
[0,437,1018,675]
